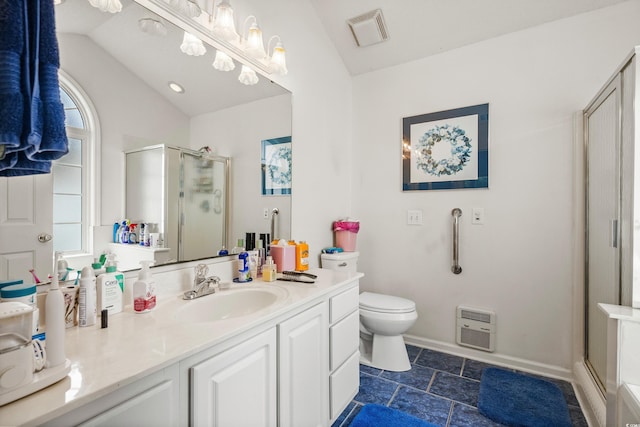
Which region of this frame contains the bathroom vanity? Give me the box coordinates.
[0,268,362,427]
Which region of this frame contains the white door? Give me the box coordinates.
[0,174,53,284]
[585,75,622,391]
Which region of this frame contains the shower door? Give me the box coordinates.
[584,75,621,392]
[180,152,229,261]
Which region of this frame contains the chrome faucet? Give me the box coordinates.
[183,264,220,300]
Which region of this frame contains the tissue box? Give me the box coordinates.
[270,244,295,272]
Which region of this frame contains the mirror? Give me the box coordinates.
[55,0,292,270]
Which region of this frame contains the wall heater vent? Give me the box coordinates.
[456,305,495,352]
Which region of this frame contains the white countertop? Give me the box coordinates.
[598,303,640,322]
[0,268,363,427]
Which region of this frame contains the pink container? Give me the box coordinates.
[333,221,360,252]
[270,244,295,272]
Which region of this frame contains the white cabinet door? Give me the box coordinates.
[278,302,328,427]
[191,328,277,427]
[43,365,180,427]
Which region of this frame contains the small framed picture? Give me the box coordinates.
[402,104,489,191]
[262,136,292,195]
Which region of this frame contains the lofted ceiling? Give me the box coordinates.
[309,0,630,75]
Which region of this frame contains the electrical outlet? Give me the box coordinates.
[263,208,269,219]
[407,210,423,225]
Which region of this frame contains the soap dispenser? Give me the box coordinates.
[133,261,156,313]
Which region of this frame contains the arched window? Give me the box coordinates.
[53,72,100,255]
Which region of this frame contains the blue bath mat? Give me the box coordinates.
[478,368,572,427]
[350,404,437,427]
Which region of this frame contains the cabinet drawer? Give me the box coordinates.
[330,351,360,421]
[330,285,359,323]
[330,310,359,370]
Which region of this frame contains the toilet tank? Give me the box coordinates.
[320,252,359,273]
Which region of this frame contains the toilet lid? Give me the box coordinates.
[359,292,415,313]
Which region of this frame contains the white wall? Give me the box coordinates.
[58,34,190,256]
[350,1,640,374]
[190,94,292,249]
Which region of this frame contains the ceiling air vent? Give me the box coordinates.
[347,9,389,47]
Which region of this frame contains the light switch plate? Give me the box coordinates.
[407,210,423,225]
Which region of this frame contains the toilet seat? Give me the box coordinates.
[359,292,416,314]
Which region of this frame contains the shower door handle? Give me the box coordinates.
[451,208,462,274]
[610,219,618,248]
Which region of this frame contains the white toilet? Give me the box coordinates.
[320,252,418,372]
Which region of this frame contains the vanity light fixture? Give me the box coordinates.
[168,0,201,18]
[242,16,266,60]
[267,36,287,75]
[238,65,259,85]
[88,0,122,13]
[168,81,185,93]
[211,0,239,43]
[180,31,207,56]
[212,50,235,71]
[138,18,167,36]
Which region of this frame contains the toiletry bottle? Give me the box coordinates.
[262,256,276,282]
[96,255,124,315]
[139,223,146,246]
[231,239,245,254]
[256,240,266,275]
[295,241,310,271]
[237,251,250,282]
[91,259,105,277]
[78,266,97,327]
[133,261,156,313]
[46,253,66,367]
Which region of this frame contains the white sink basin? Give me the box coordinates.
[174,285,289,322]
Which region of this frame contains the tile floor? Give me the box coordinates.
[332,345,589,427]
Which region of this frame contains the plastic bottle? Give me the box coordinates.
[237,251,250,282]
[295,241,309,271]
[78,266,97,327]
[133,261,156,313]
[92,259,105,277]
[96,255,124,315]
[262,256,276,282]
[218,246,229,256]
[45,253,66,368]
[256,240,266,275]
[231,238,245,254]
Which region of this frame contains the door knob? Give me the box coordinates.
[37,233,52,243]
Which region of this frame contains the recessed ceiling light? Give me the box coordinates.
[168,81,185,94]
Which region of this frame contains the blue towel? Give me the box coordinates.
[0,1,25,156]
[25,0,68,162]
[0,0,67,175]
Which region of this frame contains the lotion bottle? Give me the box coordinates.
[262,256,276,282]
[133,261,156,313]
[97,255,124,315]
[45,253,66,367]
[78,266,97,327]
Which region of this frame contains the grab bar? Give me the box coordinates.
[451,208,462,274]
[270,208,279,241]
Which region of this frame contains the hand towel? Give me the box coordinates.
[0,0,25,153]
[25,0,68,161]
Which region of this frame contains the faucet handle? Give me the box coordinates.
[195,263,208,280]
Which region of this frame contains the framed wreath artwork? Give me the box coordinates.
[402,104,488,191]
[262,136,292,195]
